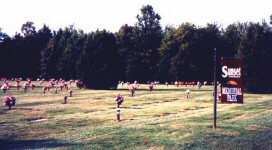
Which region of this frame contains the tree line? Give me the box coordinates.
[0,5,271,93]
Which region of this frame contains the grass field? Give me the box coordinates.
[0,81,272,150]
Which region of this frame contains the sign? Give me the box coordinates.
[220,58,243,103]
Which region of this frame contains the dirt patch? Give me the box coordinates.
[121,119,135,122]
[232,114,260,121]
[266,110,272,113]
[88,110,105,114]
[247,126,262,131]
[27,110,46,115]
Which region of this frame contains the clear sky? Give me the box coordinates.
[1,0,271,36]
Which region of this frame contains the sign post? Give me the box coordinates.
[213,48,217,129]
[220,58,243,103]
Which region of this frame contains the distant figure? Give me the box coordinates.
[165,82,168,87]
[185,89,190,99]
[3,95,16,110]
[121,81,124,86]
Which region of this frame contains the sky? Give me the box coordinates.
[1,0,271,36]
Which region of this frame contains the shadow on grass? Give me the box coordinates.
[0,139,80,150]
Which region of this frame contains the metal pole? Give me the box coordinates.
[213,48,217,129]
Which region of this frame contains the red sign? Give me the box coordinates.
[220,58,243,103]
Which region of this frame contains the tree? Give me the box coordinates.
[237,22,272,93]
[78,30,122,89]
[115,24,136,81]
[0,28,8,43]
[133,5,163,82]
[21,21,36,37]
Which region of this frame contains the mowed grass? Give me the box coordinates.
[0,81,271,150]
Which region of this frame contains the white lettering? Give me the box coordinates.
[222,66,228,78]
[221,66,241,78]
[227,94,238,102]
[222,87,242,95]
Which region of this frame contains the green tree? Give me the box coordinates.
[21,21,36,37]
[133,5,163,82]
[78,30,122,89]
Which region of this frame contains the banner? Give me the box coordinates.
[220,58,243,103]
